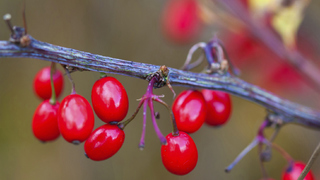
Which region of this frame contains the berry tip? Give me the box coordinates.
[72,140,81,145]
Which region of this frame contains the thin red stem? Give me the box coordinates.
[119,98,145,129]
[153,97,179,136]
[138,102,148,150]
[148,99,167,145]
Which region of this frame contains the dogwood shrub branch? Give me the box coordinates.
[0,33,320,129]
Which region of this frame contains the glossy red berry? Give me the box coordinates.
[33,66,64,100]
[58,94,94,144]
[84,124,125,161]
[32,100,60,142]
[201,89,232,126]
[161,132,198,175]
[91,76,129,123]
[282,162,314,180]
[161,0,202,44]
[172,90,207,133]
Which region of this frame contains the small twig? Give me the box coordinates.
[181,42,206,70]
[297,141,320,180]
[225,138,259,172]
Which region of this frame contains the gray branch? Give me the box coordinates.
[1,36,320,128]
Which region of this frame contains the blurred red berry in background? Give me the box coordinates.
[161,0,203,44]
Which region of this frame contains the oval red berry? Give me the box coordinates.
[84,124,125,161]
[161,132,198,175]
[33,66,64,100]
[58,94,94,144]
[91,77,129,123]
[32,100,60,142]
[201,89,232,126]
[172,90,207,133]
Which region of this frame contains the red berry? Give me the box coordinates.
[161,132,198,175]
[84,124,125,161]
[91,77,129,123]
[201,89,232,126]
[161,0,202,44]
[32,100,60,142]
[282,162,314,180]
[172,90,207,133]
[58,94,94,144]
[33,66,64,100]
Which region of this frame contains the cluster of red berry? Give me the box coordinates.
[32,65,128,161]
[31,64,233,175]
[173,89,232,133]
[31,65,315,179]
[160,89,232,175]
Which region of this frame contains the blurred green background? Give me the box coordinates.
[0,0,320,180]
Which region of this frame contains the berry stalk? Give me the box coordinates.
[63,66,76,95]
[49,62,57,105]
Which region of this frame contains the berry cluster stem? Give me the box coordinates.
[63,66,76,95]
[119,76,172,148]
[49,62,57,105]
[153,97,179,136]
